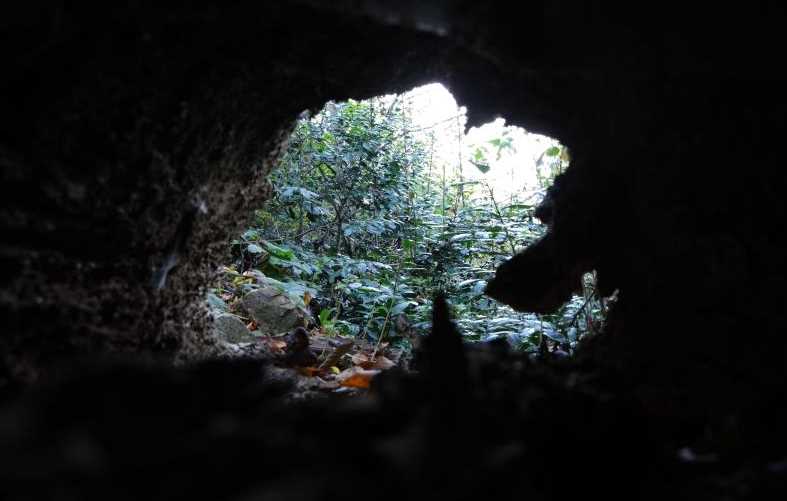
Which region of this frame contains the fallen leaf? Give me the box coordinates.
[319,340,354,369]
[370,356,395,370]
[298,367,322,377]
[337,368,380,389]
[351,353,371,368]
[351,353,395,370]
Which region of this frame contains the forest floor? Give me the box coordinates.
[234,327,410,400]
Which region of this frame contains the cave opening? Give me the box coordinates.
[3,2,787,498]
[207,83,608,388]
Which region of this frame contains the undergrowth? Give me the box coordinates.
[213,88,608,356]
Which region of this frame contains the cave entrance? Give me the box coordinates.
[209,83,602,371]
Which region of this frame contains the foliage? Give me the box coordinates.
[216,92,606,356]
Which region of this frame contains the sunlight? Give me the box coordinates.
[401,83,564,203]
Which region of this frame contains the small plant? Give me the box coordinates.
[318,308,340,337]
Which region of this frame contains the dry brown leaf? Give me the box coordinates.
[319,341,354,369]
[298,367,322,377]
[337,368,380,389]
[370,356,395,370]
[350,353,395,370]
[351,353,371,367]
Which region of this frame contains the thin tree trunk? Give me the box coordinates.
[334,213,343,255]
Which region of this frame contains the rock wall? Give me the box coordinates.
[2,0,786,402]
[0,2,457,382]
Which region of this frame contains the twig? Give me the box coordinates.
[371,253,405,359]
[484,182,517,256]
[566,283,597,330]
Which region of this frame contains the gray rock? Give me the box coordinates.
[213,313,254,343]
[207,292,228,312]
[242,285,309,335]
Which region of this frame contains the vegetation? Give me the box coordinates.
[214,87,608,356]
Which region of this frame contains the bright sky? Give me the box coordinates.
[400,83,563,201]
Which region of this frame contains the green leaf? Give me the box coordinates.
[267,255,288,268]
[263,241,294,260]
[470,159,490,173]
[390,301,416,316]
[319,308,336,325]
[545,146,561,157]
[242,229,260,241]
[540,329,568,343]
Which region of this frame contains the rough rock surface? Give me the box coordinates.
[1,2,787,499]
[3,2,784,387]
[1,300,784,500]
[206,292,228,313]
[212,313,254,343]
[242,286,309,335]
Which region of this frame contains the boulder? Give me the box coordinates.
[213,313,254,343]
[242,285,309,335]
[207,292,229,312]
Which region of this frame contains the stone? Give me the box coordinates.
[207,292,228,312]
[213,313,254,343]
[242,285,309,335]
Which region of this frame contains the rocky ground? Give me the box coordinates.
[208,266,413,400]
[1,298,785,500]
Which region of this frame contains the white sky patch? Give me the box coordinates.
[400,83,563,202]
